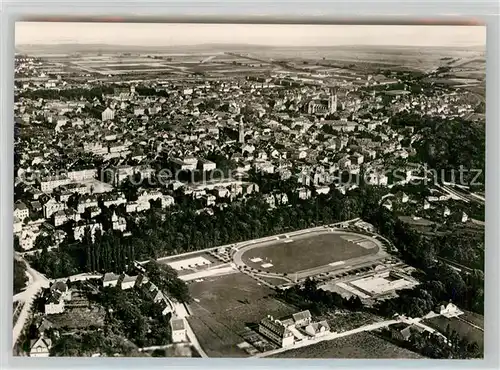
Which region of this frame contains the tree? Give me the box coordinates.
[13,236,21,252]
[13,259,28,294]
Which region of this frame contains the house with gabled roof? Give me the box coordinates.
[304,320,331,338]
[14,201,29,221]
[29,335,52,357]
[102,272,121,288]
[292,310,312,327]
[121,274,138,290]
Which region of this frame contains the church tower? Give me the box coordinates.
[329,87,338,114]
[238,118,245,144]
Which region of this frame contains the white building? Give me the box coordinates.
[304,320,331,338]
[171,158,198,171]
[77,196,99,214]
[440,302,464,318]
[14,201,29,221]
[443,206,451,217]
[259,316,295,348]
[44,300,65,315]
[29,336,52,357]
[161,195,175,208]
[102,272,121,288]
[462,212,469,223]
[43,198,67,218]
[171,318,188,343]
[121,274,138,290]
[13,216,22,234]
[38,175,71,193]
[292,310,312,327]
[101,107,115,121]
[67,169,97,182]
[366,171,389,186]
[19,228,39,250]
[198,159,217,172]
[73,223,102,242]
[112,212,127,232]
[297,188,312,200]
[44,281,72,315]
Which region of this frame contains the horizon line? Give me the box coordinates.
[15,42,486,48]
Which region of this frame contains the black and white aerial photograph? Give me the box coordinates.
[13,21,486,359]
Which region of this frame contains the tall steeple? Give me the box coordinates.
[329,87,338,114]
[238,117,245,144]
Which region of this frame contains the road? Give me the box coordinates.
[255,319,400,358]
[12,219,363,353]
[256,314,451,358]
[171,301,208,358]
[436,257,474,274]
[12,256,50,348]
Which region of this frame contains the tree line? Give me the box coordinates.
[17,86,114,102]
[276,276,363,314]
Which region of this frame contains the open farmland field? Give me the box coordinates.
[187,272,296,357]
[239,232,381,274]
[423,313,484,351]
[270,332,425,359]
[97,64,173,71]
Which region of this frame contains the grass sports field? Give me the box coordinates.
[187,272,296,357]
[241,232,380,274]
[270,332,425,359]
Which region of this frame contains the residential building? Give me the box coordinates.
[44,281,71,315]
[121,274,138,290]
[29,336,52,357]
[101,107,115,121]
[102,272,121,288]
[38,175,71,193]
[67,169,97,182]
[43,198,66,218]
[171,318,188,343]
[112,212,127,232]
[292,310,312,327]
[13,216,22,234]
[73,223,102,242]
[14,201,29,221]
[304,320,331,338]
[198,158,217,172]
[439,302,464,318]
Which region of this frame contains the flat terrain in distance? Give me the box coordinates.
[423,311,484,350]
[241,233,379,274]
[270,332,425,359]
[187,272,296,357]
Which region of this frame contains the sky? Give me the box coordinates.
[15,22,486,47]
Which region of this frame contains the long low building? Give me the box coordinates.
[259,315,295,348]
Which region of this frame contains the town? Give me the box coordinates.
[13,23,485,360]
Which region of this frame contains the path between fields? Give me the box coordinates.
[172,301,208,358]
